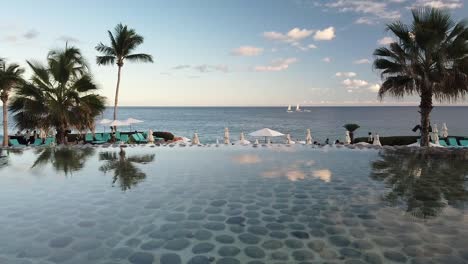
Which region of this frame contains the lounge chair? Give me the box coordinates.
[93,133,107,144]
[459,139,468,147]
[102,133,111,142]
[9,139,24,147]
[119,134,129,143]
[439,140,448,147]
[447,137,460,147]
[33,138,43,146]
[115,131,121,140]
[137,133,148,143]
[43,138,55,146]
[85,133,94,143]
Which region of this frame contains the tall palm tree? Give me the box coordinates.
[373,8,468,146]
[9,45,106,144]
[0,59,24,147]
[95,23,153,124]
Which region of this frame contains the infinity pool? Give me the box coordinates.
[0,146,467,264]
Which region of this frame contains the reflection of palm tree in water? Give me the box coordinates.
[99,148,155,191]
[32,147,95,175]
[370,149,468,219]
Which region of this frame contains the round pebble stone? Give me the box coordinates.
[326,226,346,235]
[261,216,276,222]
[340,248,362,258]
[373,237,399,248]
[351,240,373,250]
[229,225,244,234]
[403,246,424,257]
[363,252,383,264]
[248,226,268,235]
[110,247,134,259]
[188,213,206,221]
[244,246,266,259]
[183,221,201,229]
[218,246,241,257]
[194,230,212,240]
[160,253,182,264]
[320,248,339,260]
[344,260,366,264]
[49,236,73,248]
[140,239,164,250]
[423,244,452,255]
[265,223,285,230]
[72,239,101,252]
[203,222,225,231]
[225,209,242,216]
[383,251,407,262]
[310,228,326,237]
[188,206,203,213]
[125,238,142,248]
[289,223,306,230]
[205,207,222,214]
[216,235,235,244]
[271,251,289,261]
[188,255,211,264]
[329,236,351,247]
[277,215,294,222]
[308,240,325,252]
[208,215,226,222]
[192,242,215,254]
[291,231,310,239]
[216,257,241,264]
[164,238,190,251]
[165,213,186,222]
[349,229,365,239]
[245,212,260,218]
[269,231,287,239]
[226,216,245,225]
[246,219,261,225]
[285,239,304,249]
[292,250,315,261]
[261,240,283,250]
[211,200,227,207]
[238,233,260,244]
[246,205,260,210]
[128,252,154,264]
[247,261,265,264]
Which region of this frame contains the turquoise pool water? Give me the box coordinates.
[0,146,467,264]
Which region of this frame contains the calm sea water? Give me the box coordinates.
[3,106,468,143]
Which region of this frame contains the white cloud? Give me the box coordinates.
[254,57,298,72]
[378,37,394,45]
[325,0,401,22]
[231,46,263,56]
[314,27,335,41]
[322,57,332,63]
[355,17,375,25]
[353,58,371,64]
[411,0,463,9]
[173,65,191,70]
[23,29,38,39]
[342,78,381,93]
[368,84,381,92]
[263,27,313,43]
[308,44,317,49]
[343,78,369,88]
[336,72,357,77]
[173,64,228,73]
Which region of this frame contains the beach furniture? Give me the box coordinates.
[115,131,121,140]
[439,140,448,147]
[459,139,468,147]
[85,133,94,143]
[137,133,148,143]
[102,133,111,142]
[43,138,55,146]
[131,133,147,143]
[9,138,24,147]
[447,137,460,147]
[33,138,43,146]
[119,134,129,143]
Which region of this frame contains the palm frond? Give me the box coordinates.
[125,53,153,63]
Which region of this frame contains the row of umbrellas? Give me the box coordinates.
[98,118,144,127]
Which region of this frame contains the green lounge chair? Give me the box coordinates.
[102,133,111,142]
[9,138,24,147]
[131,133,142,143]
[439,140,448,147]
[137,133,148,143]
[459,139,468,147]
[44,138,55,146]
[115,131,121,140]
[447,137,459,147]
[95,134,103,141]
[85,133,94,142]
[33,138,43,146]
[119,134,129,143]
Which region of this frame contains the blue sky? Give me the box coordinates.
[1,0,467,106]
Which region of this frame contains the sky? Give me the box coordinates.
[1,0,468,106]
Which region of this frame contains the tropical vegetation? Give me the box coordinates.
[9,45,106,144]
[373,8,468,147]
[0,59,24,147]
[96,23,153,125]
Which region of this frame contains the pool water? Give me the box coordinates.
[0,146,467,264]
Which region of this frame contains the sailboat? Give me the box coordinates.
[295,104,302,112]
[287,105,293,113]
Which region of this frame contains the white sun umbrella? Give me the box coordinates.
[147,129,155,143]
[373,134,382,146]
[249,128,284,144]
[431,124,439,144]
[441,123,448,138]
[224,127,230,144]
[98,118,113,132]
[235,132,251,145]
[286,134,295,144]
[345,131,351,144]
[125,118,144,131]
[306,129,312,145]
[192,133,200,145]
[109,120,129,127]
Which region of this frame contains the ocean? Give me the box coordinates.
[2,106,467,144]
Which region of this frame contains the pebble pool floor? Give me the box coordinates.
[0,146,467,264]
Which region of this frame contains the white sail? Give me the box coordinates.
[295,104,301,111]
[287,105,293,112]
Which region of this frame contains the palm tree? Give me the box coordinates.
[99,148,155,191]
[373,8,468,147]
[0,59,24,147]
[95,23,153,124]
[9,45,106,144]
[343,123,360,143]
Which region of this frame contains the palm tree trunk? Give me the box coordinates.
[113,65,122,130]
[2,98,8,147]
[419,90,433,147]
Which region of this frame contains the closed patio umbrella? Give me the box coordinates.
[286,134,295,144]
[373,134,382,146]
[148,129,155,143]
[249,128,284,143]
[192,133,200,145]
[441,123,448,138]
[306,129,312,145]
[431,124,439,144]
[345,131,351,144]
[235,132,251,145]
[224,128,230,144]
